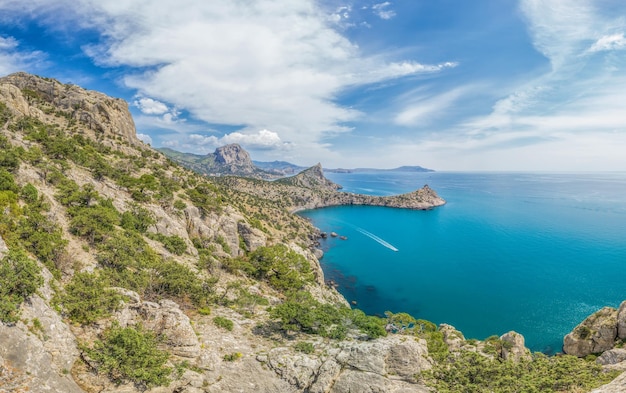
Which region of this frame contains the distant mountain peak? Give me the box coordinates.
[214,143,252,166]
[277,163,342,190]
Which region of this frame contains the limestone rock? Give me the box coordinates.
[597,349,626,365]
[116,297,201,358]
[19,294,80,372]
[500,331,531,362]
[265,335,431,392]
[238,220,267,252]
[184,205,245,257]
[617,301,626,340]
[215,143,254,169]
[0,72,141,146]
[0,83,30,117]
[563,307,618,357]
[440,324,465,352]
[0,315,83,393]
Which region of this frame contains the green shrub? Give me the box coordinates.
[197,307,211,316]
[422,351,619,393]
[173,200,187,210]
[120,204,156,234]
[213,316,234,331]
[84,323,170,388]
[223,352,242,362]
[269,291,385,339]
[56,272,125,324]
[294,341,315,354]
[147,233,187,255]
[247,244,314,291]
[0,249,43,322]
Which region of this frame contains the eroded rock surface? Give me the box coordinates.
[563,307,618,357]
[263,335,431,393]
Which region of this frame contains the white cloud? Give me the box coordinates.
[372,2,396,20]
[0,0,453,158]
[394,86,469,126]
[588,33,626,53]
[185,129,292,151]
[0,35,46,75]
[134,97,169,115]
[136,133,153,145]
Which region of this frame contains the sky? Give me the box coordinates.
[1,0,625,171]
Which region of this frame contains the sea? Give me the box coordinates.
[298,171,626,354]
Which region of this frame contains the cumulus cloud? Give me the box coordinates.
[187,129,292,151]
[372,2,396,20]
[134,97,169,115]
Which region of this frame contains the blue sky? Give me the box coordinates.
[1,0,625,171]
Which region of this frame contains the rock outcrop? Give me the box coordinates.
[563,307,619,357]
[114,295,201,358]
[0,72,141,147]
[500,331,532,362]
[262,335,432,393]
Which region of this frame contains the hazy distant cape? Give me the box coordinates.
[159,145,434,179]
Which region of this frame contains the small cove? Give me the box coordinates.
[299,171,626,353]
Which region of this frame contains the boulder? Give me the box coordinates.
[563,307,618,357]
[597,349,626,365]
[116,297,201,358]
[500,331,531,362]
[439,324,465,352]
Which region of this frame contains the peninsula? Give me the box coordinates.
[216,162,446,213]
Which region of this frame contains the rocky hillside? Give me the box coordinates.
[159,144,281,179]
[0,72,624,393]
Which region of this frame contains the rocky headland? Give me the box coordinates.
[217,162,446,213]
[0,72,624,393]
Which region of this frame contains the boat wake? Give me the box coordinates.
[354,227,399,252]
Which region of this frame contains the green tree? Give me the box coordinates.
[56,272,125,324]
[84,323,170,388]
[0,249,43,322]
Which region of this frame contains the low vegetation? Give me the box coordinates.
[422,351,620,393]
[84,323,171,388]
[0,249,43,323]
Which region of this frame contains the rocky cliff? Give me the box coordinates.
[159,144,277,179]
[0,72,623,393]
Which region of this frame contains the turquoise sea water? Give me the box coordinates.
[299,172,626,353]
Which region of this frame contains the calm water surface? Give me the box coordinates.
[299,172,626,353]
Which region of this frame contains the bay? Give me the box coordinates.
[299,172,626,353]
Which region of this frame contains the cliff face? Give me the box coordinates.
[0,72,140,148]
